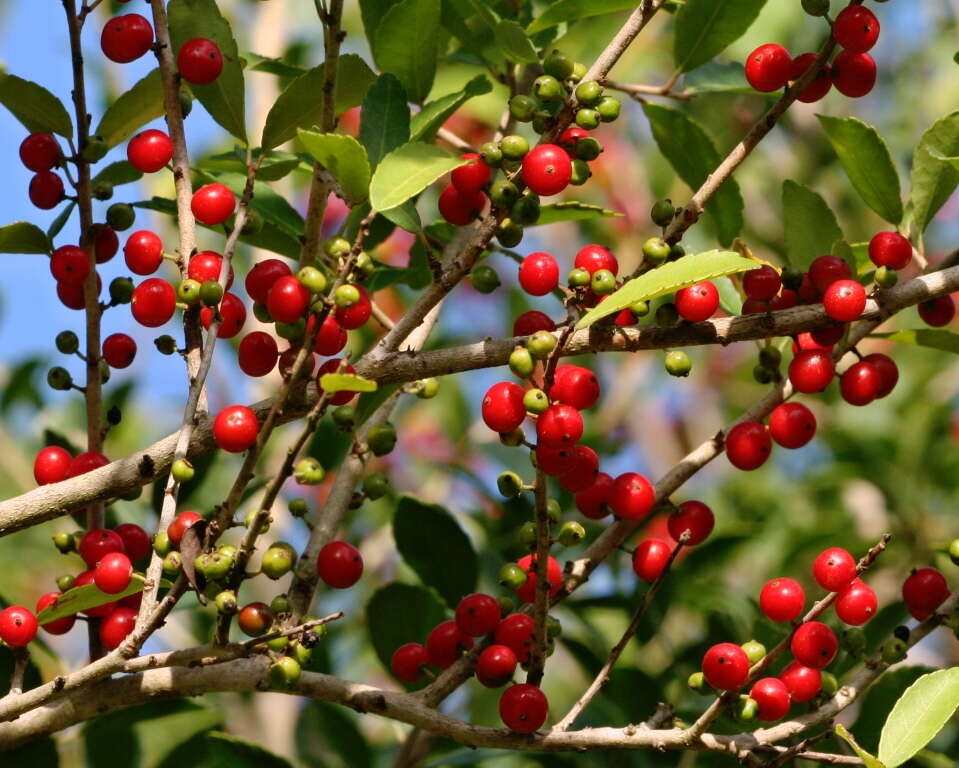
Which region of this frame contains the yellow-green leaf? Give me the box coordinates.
[37,574,149,624]
[297,131,371,205]
[674,0,769,73]
[879,668,959,767]
[910,111,959,233]
[835,725,886,768]
[373,0,440,104]
[320,373,378,394]
[369,142,467,212]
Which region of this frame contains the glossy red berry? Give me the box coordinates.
[832,51,877,98]
[840,361,881,406]
[791,621,838,669]
[823,279,866,323]
[201,292,247,339]
[131,278,176,327]
[102,333,137,369]
[29,171,65,209]
[246,258,292,303]
[536,445,575,477]
[451,152,490,193]
[438,184,485,226]
[50,245,90,285]
[536,404,583,449]
[702,643,750,690]
[750,677,791,722]
[482,381,526,433]
[768,402,816,449]
[779,661,822,703]
[769,289,798,311]
[518,252,559,296]
[238,331,279,377]
[869,231,911,270]
[391,643,429,683]
[191,183,235,226]
[79,528,126,567]
[455,593,501,637]
[73,570,117,616]
[863,353,898,398]
[177,38,223,84]
[575,472,614,520]
[790,53,832,103]
[476,644,518,687]
[902,567,949,620]
[92,224,119,263]
[558,445,599,494]
[743,265,782,301]
[33,445,72,485]
[126,129,173,173]
[94,551,133,594]
[745,44,793,92]
[237,602,275,636]
[100,14,154,63]
[522,144,572,196]
[167,510,203,545]
[317,541,363,589]
[67,451,110,478]
[810,324,845,349]
[725,421,772,471]
[500,684,548,733]
[809,255,852,294]
[495,613,535,662]
[334,284,372,330]
[676,281,719,322]
[99,606,137,650]
[0,606,38,647]
[632,538,672,581]
[835,578,877,626]
[574,244,618,276]
[513,310,555,336]
[834,7,880,54]
[267,275,310,324]
[213,404,259,453]
[812,547,857,592]
[549,365,600,410]
[789,349,835,394]
[609,472,655,520]
[20,133,59,172]
[36,592,75,635]
[426,620,474,669]
[316,358,356,404]
[667,501,714,546]
[312,314,348,356]
[114,523,151,562]
[558,126,589,154]
[742,298,768,315]
[515,554,562,603]
[760,577,806,622]
[918,296,956,327]
[188,250,234,288]
[124,230,164,275]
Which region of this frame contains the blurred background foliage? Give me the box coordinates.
[1,0,959,766]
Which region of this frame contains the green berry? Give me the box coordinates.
[643,237,671,263]
[881,638,908,664]
[531,113,550,136]
[543,50,574,80]
[55,330,79,355]
[841,627,867,657]
[753,365,774,384]
[590,269,616,296]
[275,319,306,342]
[740,639,766,665]
[416,377,439,399]
[570,159,591,186]
[199,280,223,307]
[334,284,360,308]
[523,388,549,414]
[470,264,501,294]
[179,90,193,117]
[574,80,603,106]
[268,656,301,688]
[656,302,680,326]
[215,590,238,615]
[650,199,675,227]
[153,531,171,557]
[596,96,621,122]
[533,74,564,102]
[500,135,530,160]
[527,330,557,359]
[490,180,520,209]
[497,471,524,499]
[499,562,528,590]
[735,696,758,723]
[47,366,72,391]
[367,423,397,456]
[569,62,587,83]
[631,300,650,318]
[245,508,271,534]
[558,520,586,547]
[262,546,295,580]
[574,136,603,162]
[93,181,113,201]
[546,499,562,524]
[509,94,538,122]
[162,551,182,578]
[499,428,525,447]
[362,472,390,500]
[949,538,959,566]
[298,266,328,293]
[354,251,374,276]
[56,574,75,592]
[664,350,691,377]
[177,278,201,304]
[781,265,804,291]
[332,404,356,430]
[270,594,292,615]
[575,108,601,130]
[106,203,135,231]
[509,346,535,377]
[218,544,238,560]
[81,136,108,163]
[291,640,313,667]
[204,552,233,581]
[496,219,524,248]
[688,671,708,694]
[52,531,75,554]
[253,302,272,323]
[289,498,309,517]
[875,265,898,288]
[109,276,134,304]
[242,208,263,236]
[568,267,591,288]
[518,521,538,549]
[324,236,351,259]
[511,194,541,226]
[294,457,325,485]
[758,347,782,370]
[479,142,503,167]
[820,671,839,697]
[171,458,195,483]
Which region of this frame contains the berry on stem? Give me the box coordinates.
[812,547,857,592]
[702,643,750,690]
[521,144,572,196]
[667,501,714,546]
[495,613,535,662]
[789,349,835,394]
[131,278,176,327]
[317,541,363,589]
[499,684,548,733]
[869,232,912,271]
[34,445,72,486]
[632,539,672,581]
[832,51,877,98]
[213,405,259,453]
[101,14,154,63]
[536,403,583,449]
[769,402,816,449]
[477,644,518,687]
[750,677,790,722]
[834,6,880,54]
[835,579,877,626]
[745,44,793,92]
[791,621,838,668]
[609,472,654,520]
[518,252,559,296]
[191,183,236,226]
[840,361,881,406]
[391,643,429,683]
[779,661,821,703]
[127,130,173,173]
[823,279,866,323]
[455,593,501,637]
[725,421,772,471]
[760,577,806,622]
[426,620,473,669]
[675,281,719,322]
[178,38,224,84]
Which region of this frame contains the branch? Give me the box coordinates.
[525,471,551,686]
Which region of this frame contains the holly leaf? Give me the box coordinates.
[94,69,165,149]
[495,20,539,64]
[410,74,491,143]
[782,180,843,269]
[674,0,769,73]
[532,201,624,226]
[910,111,959,234]
[366,582,447,674]
[369,142,467,212]
[0,73,73,138]
[0,222,51,254]
[373,0,441,104]
[361,74,411,167]
[36,573,150,623]
[527,0,639,35]
[319,373,377,394]
[879,668,959,767]
[297,131,372,205]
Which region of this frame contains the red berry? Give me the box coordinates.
[832,51,877,98]
[245,258,292,303]
[114,523,151,562]
[790,53,832,103]
[812,547,857,592]
[862,353,898,398]
[0,606,38,647]
[50,245,90,285]
[834,6,880,54]
[760,577,806,622]
[835,578,877,626]
[789,349,835,393]
[515,554,562,603]
[33,445,72,485]
[574,244,618,276]
[391,643,429,683]
[451,152,490,193]
[558,126,589,154]
[191,183,235,226]
[537,404,583,449]
[102,333,137,368]
[558,445,600,494]
[177,38,223,84]
[94,551,133,594]
[200,291,247,339]
[702,642,750,690]
[237,602,275,636]
[769,289,798,311]
[495,613,535,662]
[742,298,769,315]
[840,361,881,406]
[131,277,176,327]
[124,230,164,275]
[518,251,559,296]
[334,284,372,330]
[779,661,822,703]
[188,250,234,288]
[632,538,672,581]
[67,450,110,478]
[267,274,311,323]
[536,445,576,477]
[481,381,526,433]
[476,644,518,687]
[868,232,911,271]
[99,606,137,650]
[791,621,838,669]
[167,510,203,545]
[20,133,59,172]
[126,129,173,173]
[30,171,65,209]
[769,402,816,449]
[317,541,363,589]
[810,324,845,349]
[902,567,949,618]
[438,184,485,226]
[426,620,473,669]
[750,677,791,722]
[549,365,600,410]
[918,296,956,327]
[609,472,655,520]
[513,310,555,336]
[743,265,782,301]
[675,281,719,322]
[798,272,819,303]
[79,528,126,567]
[725,421,772,471]
[745,44,793,92]
[667,500,714,546]
[499,684,548,733]
[575,472,614,520]
[36,592,75,635]
[101,14,154,63]
[73,570,118,617]
[455,593,501,637]
[312,314,348,356]
[809,255,852,294]
[823,279,866,323]
[92,224,119,263]
[213,404,259,453]
[238,331,279,377]
[316,358,357,405]
[522,144,572,197]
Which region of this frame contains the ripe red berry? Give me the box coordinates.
[574,244,618,276]
[835,578,877,626]
[188,250,234,288]
[518,252,559,296]
[548,366,600,410]
[667,501,714,546]
[522,144,572,197]
[200,291,247,339]
[742,298,768,315]
[20,133,60,172]
[29,171,65,209]
[840,361,881,406]
[33,445,72,485]
[451,152,490,193]
[177,38,223,84]
[809,255,852,294]
[237,602,275,636]
[632,538,673,581]
[100,14,154,63]
[676,281,719,322]
[536,403,583,449]
[312,314,348,356]
[482,381,526,433]
[391,643,429,683]
[745,44,793,92]
[50,245,90,285]
[810,324,845,349]
[779,661,822,703]
[869,231,912,270]
[124,230,164,275]
[791,621,838,668]
[902,567,949,620]
[317,541,363,589]
[514,554,562,603]
[36,592,75,635]
[789,349,835,394]
[73,570,118,616]
[790,53,832,103]
[609,472,655,520]
[725,421,772,471]
[131,277,176,327]
[495,613,535,662]
[513,310,555,336]
[476,644,518,687]
[114,523,151,562]
[316,358,356,404]
[167,510,203,545]
[702,643,750,690]
[93,225,119,263]
[126,129,173,173]
[769,289,798,311]
[238,331,279,377]
[246,258,292,304]
[94,551,133,594]
[575,472,614,520]
[812,547,858,592]
[769,402,816,449]
[832,51,877,98]
[558,445,600,493]
[102,333,137,369]
[99,606,137,650]
[438,184,485,226]
[79,528,126,567]
[455,593,501,637]
[918,296,956,327]
[823,279,866,323]
[750,677,791,722]
[213,404,259,453]
[862,353,898,398]
[67,450,110,478]
[558,126,589,154]
[834,6,880,54]
[426,620,474,669]
[267,275,310,324]
[536,445,575,477]
[499,684,549,733]
[760,577,806,622]
[0,606,38,647]
[743,265,782,301]
[191,183,236,226]
[334,283,372,330]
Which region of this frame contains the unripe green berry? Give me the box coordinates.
[518,521,538,549]
[596,96,621,122]
[590,269,616,296]
[509,346,535,378]
[508,94,537,122]
[569,61,587,83]
[575,108,601,130]
[546,499,562,524]
[153,531,171,557]
[740,639,766,665]
[270,593,292,615]
[109,276,134,305]
[499,428,525,447]
[354,250,373,276]
[415,377,439,399]
[500,135,529,160]
[362,472,390,500]
[499,562,528,590]
[288,498,309,517]
[523,388,549,414]
[217,544,238,560]
[253,302,272,323]
[533,74,564,102]
[93,181,114,201]
[171,458,195,483]
[262,546,295,580]
[324,236,351,259]
[470,264,501,294]
[497,471,524,499]
[179,90,193,117]
[949,538,959,566]
[106,203,135,231]
[52,531,75,554]
[574,80,603,106]
[334,284,360,308]
[332,404,355,429]
[531,113,550,136]
[781,265,804,291]
[643,237,671,263]
[57,574,75,592]
[527,330,557,359]
[875,265,898,288]
[669,244,686,261]
[199,280,223,307]
[275,319,306,342]
[841,627,867,657]
[294,457,325,485]
[650,199,675,227]
[47,366,72,391]
[735,695,758,723]
[570,159,591,186]
[215,590,238,615]
[268,656,301,688]
[479,142,503,167]
[496,219,524,248]
[543,50,574,80]
[177,278,202,304]
[162,551,182,578]
[656,302,680,326]
[664,350,691,377]
[688,671,708,694]
[820,671,839,697]
[367,423,398,456]
[204,552,233,581]
[568,267,591,288]
[298,266,327,293]
[801,0,830,15]
[631,300,650,318]
[291,640,313,667]
[56,330,79,355]
[758,347,782,370]
[511,194,541,226]
[245,508,271,534]
[490,180,520,208]
[242,208,263,236]
[81,136,108,163]
[881,638,908,664]
[574,136,603,161]
[558,520,586,547]
[753,365,774,384]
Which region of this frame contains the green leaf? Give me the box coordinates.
[168,0,247,141]
[495,20,539,64]
[836,725,886,768]
[410,74,491,143]
[0,73,73,138]
[319,372,377,394]
[381,200,422,233]
[206,732,293,768]
[715,274,743,315]
[0,221,51,254]
[393,496,478,606]
[1,359,44,413]
[527,0,638,35]
[685,61,756,94]
[577,250,755,329]
[94,69,164,149]
[879,668,959,767]
[245,53,308,79]
[47,203,76,240]
[360,0,403,47]
[870,329,959,355]
[855,667,935,753]
[373,0,441,104]
[817,115,903,224]
[782,180,843,269]
[910,111,959,234]
[261,55,376,149]
[196,169,304,237]
[295,701,373,768]
[297,131,371,205]
[38,574,149,623]
[674,0,769,73]
[532,201,624,226]
[369,142,467,212]
[367,582,447,673]
[361,74,411,167]
[643,103,744,246]
[92,161,143,187]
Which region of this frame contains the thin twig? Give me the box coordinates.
[525,471,551,686]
